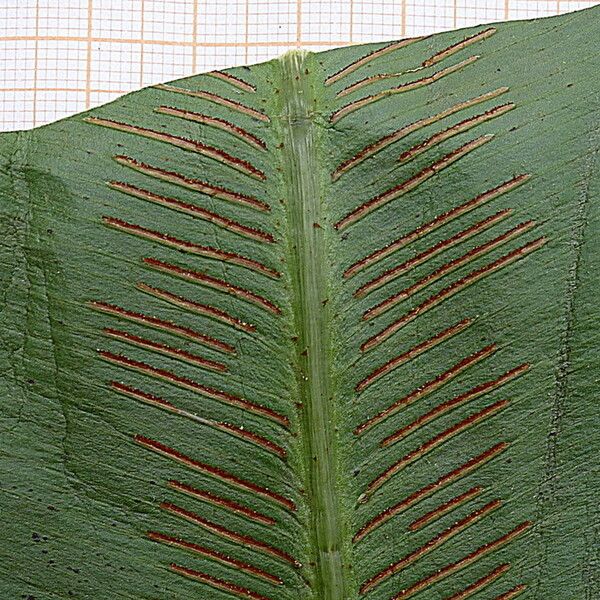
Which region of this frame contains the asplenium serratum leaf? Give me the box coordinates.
[1,7,598,600]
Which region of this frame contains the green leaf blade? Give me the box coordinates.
[1,7,599,600]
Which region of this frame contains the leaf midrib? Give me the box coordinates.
[278,51,349,599]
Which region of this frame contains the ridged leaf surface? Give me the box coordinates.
[1,8,599,600]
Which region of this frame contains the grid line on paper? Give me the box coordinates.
[85,1,92,108]
[0,35,358,46]
[0,0,599,131]
[32,0,40,126]
[140,0,145,88]
[245,0,250,62]
[297,0,302,47]
[192,0,199,71]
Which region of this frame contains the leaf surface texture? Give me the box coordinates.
[1,8,599,600]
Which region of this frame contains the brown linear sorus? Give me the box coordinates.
[447,563,511,600]
[391,521,532,599]
[111,382,286,459]
[167,479,276,526]
[103,327,227,372]
[108,181,274,243]
[356,318,472,393]
[135,436,296,511]
[398,103,515,165]
[331,56,478,122]
[147,532,281,586]
[88,300,234,354]
[382,362,529,447]
[359,499,502,594]
[343,174,530,278]
[336,54,478,99]
[354,441,507,536]
[354,343,497,435]
[136,282,256,334]
[156,106,267,150]
[366,400,508,496]
[103,216,280,279]
[155,83,270,122]
[335,135,492,232]
[362,236,547,352]
[325,37,424,86]
[162,502,301,568]
[207,70,256,93]
[101,351,289,427]
[493,585,527,599]
[143,257,282,315]
[114,156,270,212]
[363,220,537,321]
[409,485,484,531]
[170,563,272,600]
[423,27,497,68]
[333,88,510,181]
[355,209,512,299]
[85,117,265,180]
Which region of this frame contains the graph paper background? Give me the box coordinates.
[1,0,598,131]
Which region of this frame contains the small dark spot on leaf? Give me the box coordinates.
[32,532,41,542]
